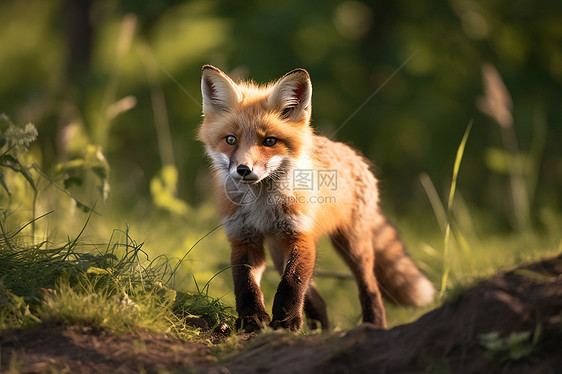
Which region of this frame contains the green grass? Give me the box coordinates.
[0,214,236,341]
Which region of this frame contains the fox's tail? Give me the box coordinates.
[372,217,435,307]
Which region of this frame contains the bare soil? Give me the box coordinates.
[2,254,561,373]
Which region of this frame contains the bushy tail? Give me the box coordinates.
[373,217,435,307]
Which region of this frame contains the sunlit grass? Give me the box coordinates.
[0,213,235,341]
[440,121,473,296]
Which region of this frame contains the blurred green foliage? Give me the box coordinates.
[1,0,561,328]
[1,0,560,227]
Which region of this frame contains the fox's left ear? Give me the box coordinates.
[268,69,312,122]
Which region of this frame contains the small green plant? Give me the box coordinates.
[0,114,37,195]
[54,144,111,210]
[0,282,40,329]
[0,113,109,247]
[479,329,538,362]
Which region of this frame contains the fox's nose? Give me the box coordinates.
[236,164,252,177]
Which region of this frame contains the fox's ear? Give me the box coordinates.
[268,69,312,122]
[201,65,242,116]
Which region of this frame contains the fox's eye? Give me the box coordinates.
[263,137,277,147]
[225,135,237,145]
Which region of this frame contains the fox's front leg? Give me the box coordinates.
[230,236,270,332]
[270,234,316,331]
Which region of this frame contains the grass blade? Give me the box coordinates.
[441,120,473,296]
[419,172,447,233]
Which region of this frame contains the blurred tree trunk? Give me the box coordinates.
[65,0,93,77]
[58,0,94,158]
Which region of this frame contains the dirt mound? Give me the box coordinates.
[213,253,562,374]
[1,254,561,373]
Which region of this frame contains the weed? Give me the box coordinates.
[479,329,538,362]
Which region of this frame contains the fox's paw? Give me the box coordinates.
[270,315,303,332]
[236,312,271,333]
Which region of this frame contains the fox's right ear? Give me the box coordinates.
[201,65,242,116]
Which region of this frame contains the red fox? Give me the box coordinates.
[198,65,434,332]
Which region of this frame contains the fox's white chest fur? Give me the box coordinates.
[221,177,312,237]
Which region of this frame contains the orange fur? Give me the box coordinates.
[198,65,434,331]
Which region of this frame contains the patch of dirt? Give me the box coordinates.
[1,254,561,373]
[0,324,213,373]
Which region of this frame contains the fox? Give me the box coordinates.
[198,65,435,332]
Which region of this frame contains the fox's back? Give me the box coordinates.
[304,135,381,235]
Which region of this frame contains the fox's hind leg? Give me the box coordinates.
[330,228,387,328]
[303,280,329,330]
[267,236,328,330]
